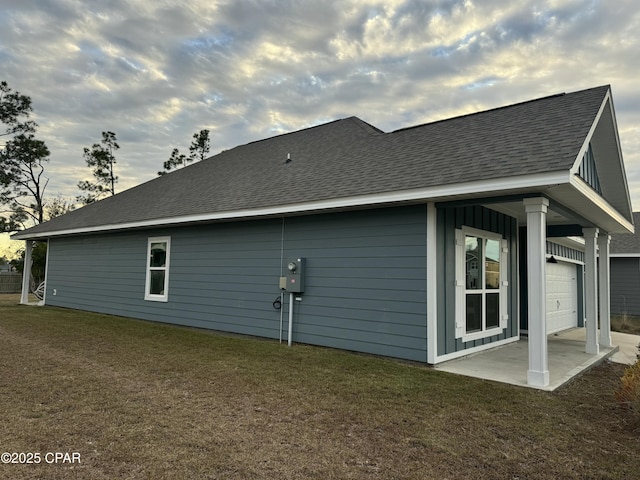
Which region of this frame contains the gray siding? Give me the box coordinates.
[436,205,518,356]
[282,207,428,361]
[610,257,640,316]
[45,219,283,338]
[45,205,428,362]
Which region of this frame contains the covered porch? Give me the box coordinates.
[430,88,634,388]
[434,328,628,391]
[478,192,629,388]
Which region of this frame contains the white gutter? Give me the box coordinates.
[12,171,569,240]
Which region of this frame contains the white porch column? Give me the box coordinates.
[583,227,599,354]
[598,232,612,348]
[524,197,549,387]
[20,240,33,305]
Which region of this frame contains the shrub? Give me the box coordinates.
[615,344,640,417]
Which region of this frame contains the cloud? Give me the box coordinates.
[0,0,638,212]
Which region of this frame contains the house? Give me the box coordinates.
[12,85,633,388]
[609,211,640,316]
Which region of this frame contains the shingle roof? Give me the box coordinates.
[611,212,640,254]
[16,85,612,237]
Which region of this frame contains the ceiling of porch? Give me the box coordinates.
[481,181,632,234]
[486,200,579,227]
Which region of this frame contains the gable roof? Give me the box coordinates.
[13,85,633,240]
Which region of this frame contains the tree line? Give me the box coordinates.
[0,80,211,234]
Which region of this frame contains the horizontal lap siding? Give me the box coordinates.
[45,205,428,362]
[46,220,283,337]
[283,206,427,362]
[46,235,145,314]
[610,258,640,316]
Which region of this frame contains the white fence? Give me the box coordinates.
[0,273,22,294]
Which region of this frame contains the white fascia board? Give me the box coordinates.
[569,176,634,233]
[610,253,640,258]
[569,92,610,175]
[596,91,632,208]
[12,171,569,240]
[567,236,585,244]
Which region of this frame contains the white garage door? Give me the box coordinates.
[546,261,578,334]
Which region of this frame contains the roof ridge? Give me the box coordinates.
[392,85,610,134]
[346,116,385,135]
[245,117,358,147]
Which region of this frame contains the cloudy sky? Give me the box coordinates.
[1,0,640,256]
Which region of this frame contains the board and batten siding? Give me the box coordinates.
[436,205,519,356]
[45,205,429,362]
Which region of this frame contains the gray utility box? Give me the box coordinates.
[282,257,305,293]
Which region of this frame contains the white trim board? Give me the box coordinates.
[569,175,633,232]
[546,254,584,266]
[426,202,438,364]
[431,336,521,364]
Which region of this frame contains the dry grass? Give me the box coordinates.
[1,294,639,479]
[611,314,640,336]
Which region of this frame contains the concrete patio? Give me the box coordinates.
[435,328,639,391]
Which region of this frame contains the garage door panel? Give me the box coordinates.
[546,262,578,334]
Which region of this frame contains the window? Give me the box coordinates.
[455,227,508,342]
[145,237,170,302]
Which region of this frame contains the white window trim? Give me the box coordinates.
[455,226,509,343]
[145,236,171,302]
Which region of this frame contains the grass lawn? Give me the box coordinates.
[1,294,639,479]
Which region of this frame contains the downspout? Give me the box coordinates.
[279,295,284,343]
[279,217,285,343]
[288,292,294,346]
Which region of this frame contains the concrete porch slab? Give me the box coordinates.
[434,328,624,391]
[606,331,638,365]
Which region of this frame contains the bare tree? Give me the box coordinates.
[45,195,76,220]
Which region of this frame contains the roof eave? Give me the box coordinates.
[564,175,634,234]
[11,171,570,240]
